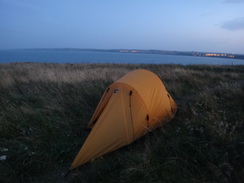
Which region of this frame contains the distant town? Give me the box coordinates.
[69,48,244,60]
[118,49,244,60]
[29,48,244,60]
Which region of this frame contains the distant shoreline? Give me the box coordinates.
[5,48,244,60]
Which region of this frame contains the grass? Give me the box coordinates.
[0,63,243,183]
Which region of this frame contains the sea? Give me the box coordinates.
[0,49,243,65]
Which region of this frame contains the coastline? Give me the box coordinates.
[0,49,243,65]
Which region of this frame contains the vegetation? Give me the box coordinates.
[0,63,243,183]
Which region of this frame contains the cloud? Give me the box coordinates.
[221,17,244,30]
[224,0,244,3]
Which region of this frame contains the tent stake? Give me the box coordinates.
[64,170,70,178]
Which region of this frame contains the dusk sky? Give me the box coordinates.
[1,0,244,54]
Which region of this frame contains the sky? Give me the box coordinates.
[0,0,244,54]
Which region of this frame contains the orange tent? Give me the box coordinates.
[70,69,177,170]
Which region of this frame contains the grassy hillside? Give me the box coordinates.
[0,63,243,183]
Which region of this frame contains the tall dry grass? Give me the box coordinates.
[0,63,243,183]
[0,63,132,87]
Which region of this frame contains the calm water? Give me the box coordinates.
[0,49,243,65]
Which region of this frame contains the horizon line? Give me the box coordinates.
[1,47,243,55]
